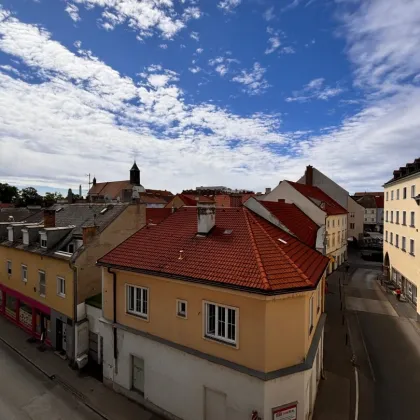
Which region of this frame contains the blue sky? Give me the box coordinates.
[0,0,419,196]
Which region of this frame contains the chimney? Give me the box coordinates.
[44,209,56,228]
[67,188,73,204]
[82,225,99,245]
[305,165,313,186]
[93,177,97,186]
[265,187,272,194]
[197,202,216,234]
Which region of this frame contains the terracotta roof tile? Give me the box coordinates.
[98,207,328,292]
[88,180,131,199]
[260,201,319,247]
[287,181,347,215]
[146,208,172,225]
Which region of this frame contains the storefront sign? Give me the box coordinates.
[272,402,297,420]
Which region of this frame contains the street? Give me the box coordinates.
[0,340,102,420]
[346,268,420,420]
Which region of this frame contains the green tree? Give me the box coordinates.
[44,192,64,207]
[0,183,19,203]
[19,187,43,206]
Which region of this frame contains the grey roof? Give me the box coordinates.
[46,203,129,235]
[0,208,43,223]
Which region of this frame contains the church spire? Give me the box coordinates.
[130,161,140,186]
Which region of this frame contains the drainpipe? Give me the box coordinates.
[69,259,78,367]
[107,267,118,361]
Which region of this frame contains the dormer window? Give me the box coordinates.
[68,243,75,253]
[40,232,47,249]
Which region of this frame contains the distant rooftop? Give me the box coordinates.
[384,158,420,185]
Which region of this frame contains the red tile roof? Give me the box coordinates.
[177,194,215,206]
[287,181,347,215]
[260,201,319,247]
[139,194,168,205]
[88,180,131,199]
[146,208,172,225]
[374,195,384,208]
[98,207,328,293]
[0,203,14,209]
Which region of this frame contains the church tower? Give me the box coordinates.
[130,161,140,186]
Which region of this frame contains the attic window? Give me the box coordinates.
[100,207,108,214]
[223,229,233,235]
[278,238,288,245]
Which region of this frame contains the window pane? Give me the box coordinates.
[128,286,134,311]
[136,288,142,313]
[227,308,236,341]
[142,289,148,314]
[218,306,226,338]
[207,304,215,335]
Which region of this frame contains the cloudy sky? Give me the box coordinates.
[0,0,419,195]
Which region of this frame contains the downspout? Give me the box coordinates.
[69,259,78,366]
[107,267,118,361]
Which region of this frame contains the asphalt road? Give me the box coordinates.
[0,340,102,420]
[346,268,420,420]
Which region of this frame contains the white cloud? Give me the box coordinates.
[263,7,275,21]
[196,48,203,54]
[72,0,201,39]
[281,46,295,54]
[65,3,80,22]
[190,31,199,41]
[218,0,241,13]
[215,64,228,76]
[189,66,201,74]
[208,55,240,78]
[232,62,270,95]
[265,32,281,54]
[159,44,168,49]
[286,78,344,102]
[282,0,302,12]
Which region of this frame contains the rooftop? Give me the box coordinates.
[98,207,328,294]
[260,200,319,247]
[287,181,347,215]
[384,158,420,185]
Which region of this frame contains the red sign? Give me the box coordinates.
[272,402,297,420]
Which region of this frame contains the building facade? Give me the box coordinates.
[97,204,329,420]
[383,158,420,315]
[264,180,348,274]
[0,202,147,364]
[347,196,364,241]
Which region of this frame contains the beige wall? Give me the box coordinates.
[326,214,347,254]
[76,203,146,304]
[102,268,325,373]
[1,247,74,318]
[348,197,364,240]
[165,195,187,209]
[384,175,420,310]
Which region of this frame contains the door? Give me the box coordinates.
[132,356,145,394]
[56,319,63,351]
[62,322,67,352]
[205,388,226,420]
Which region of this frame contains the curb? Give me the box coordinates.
[0,335,112,420]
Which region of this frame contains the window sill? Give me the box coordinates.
[410,252,415,257]
[40,294,46,298]
[57,293,66,298]
[204,334,237,348]
[176,312,187,319]
[126,311,149,321]
[410,225,416,228]
[402,249,406,253]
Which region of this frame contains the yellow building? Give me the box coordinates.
[97,204,329,420]
[0,202,146,363]
[383,158,420,313]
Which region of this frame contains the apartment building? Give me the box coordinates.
[0,202,146,364]
[97,203,329,420]
[264,180,348,274]
[297,165,363,246]
[383,158,420,314]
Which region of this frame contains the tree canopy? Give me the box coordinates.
[0,183,19,203]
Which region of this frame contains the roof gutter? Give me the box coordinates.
[97,262,328,296]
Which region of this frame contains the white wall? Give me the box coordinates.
[101,321,323,420]
[86,304,101,334]
[264,181,327,227]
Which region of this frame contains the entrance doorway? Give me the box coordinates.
[132,356,145,394]
[56,319,67,352]
[204,388,226,420]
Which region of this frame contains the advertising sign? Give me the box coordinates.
[272,402,297,420]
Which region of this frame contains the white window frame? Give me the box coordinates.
[204,301,238,346]
[57,276,66,297]
[411,211,415,227]
[410,239,415,256]
[395,234,399,248]
[403,187,407,199]
[40,233,47,249]
[411,185,416,198]
[176,299,188,319]
[6,260,12,275]
[21,264,27,282]
[391,190,394,200]
[403,211,406,225]
[396,189,400,200]
[386,191,389,201]
[309,295,314,335]
[126,284,149,319]
[38,270,46,297]
[402,236,406,251]
[396,211,399,224]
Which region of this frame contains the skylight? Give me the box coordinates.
[224,229,233,235]
[278,238,288,245]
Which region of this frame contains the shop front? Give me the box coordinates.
[391,268,417,307]
[0,284,51,344]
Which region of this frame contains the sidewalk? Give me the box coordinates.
[313,268,355,420]
[0,315,163,420]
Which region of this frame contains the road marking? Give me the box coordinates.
[355,311,376,382]
[354,367,359,420]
